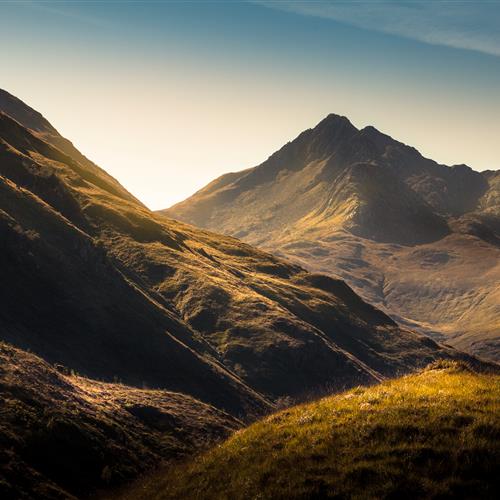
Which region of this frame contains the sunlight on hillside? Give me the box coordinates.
[124,362,500,499]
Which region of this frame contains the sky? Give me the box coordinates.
[1,1,499,210]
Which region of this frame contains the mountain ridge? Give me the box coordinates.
[2,91,483,407]
[164,113,500,361]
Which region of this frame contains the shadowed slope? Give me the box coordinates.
[0,342,240,499]
[0,171,265,417]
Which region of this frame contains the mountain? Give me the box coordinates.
[121,361,500,499]
[0,90,490,496]
[164,114,500,362]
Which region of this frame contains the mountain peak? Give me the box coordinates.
[360,124,380,134]
[295,113,358,158]
[359,125,393,141]
[316,113,357,132]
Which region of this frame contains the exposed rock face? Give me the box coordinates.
[165,114,500,362]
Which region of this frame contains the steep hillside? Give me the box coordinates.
[0,170,264,417]
[123,362,500,500]
[165,114,500,361]
[0,342,239,499]
[0,89,140,206]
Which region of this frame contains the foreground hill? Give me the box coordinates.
[164,114,500,361]
[0,342,239,499]
[123,362,500,499]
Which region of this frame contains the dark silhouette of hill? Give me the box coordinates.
[165,114,500,361]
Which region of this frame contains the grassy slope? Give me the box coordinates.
[0,342,240,499]
[127,362,500,500]
[0,173,266,418]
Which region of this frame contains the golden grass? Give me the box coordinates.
[123,362,500,499]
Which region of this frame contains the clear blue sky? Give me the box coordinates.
[1,1,499,208]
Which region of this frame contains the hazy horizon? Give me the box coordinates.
[1,0,499,209]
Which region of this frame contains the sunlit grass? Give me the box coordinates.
[125,361,500,499]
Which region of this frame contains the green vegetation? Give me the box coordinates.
[126,362,500,499]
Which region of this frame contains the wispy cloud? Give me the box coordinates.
[23,0,110,28]
[256,1,500,57]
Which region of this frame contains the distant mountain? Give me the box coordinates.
[0,91,490,496]
[164,114,500,362]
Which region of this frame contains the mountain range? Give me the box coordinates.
[0,89,495,497]
[165,114,500,362]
